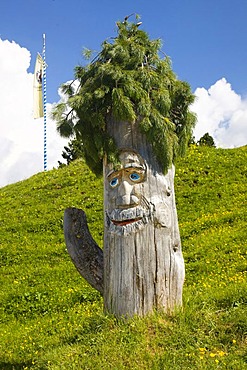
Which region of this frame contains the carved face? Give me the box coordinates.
[105,151,153,235]
[105,150,172,235]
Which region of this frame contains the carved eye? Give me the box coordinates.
[129,172,140,182]
[110,177,118,188]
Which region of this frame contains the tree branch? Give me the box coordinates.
[63,207,104,295]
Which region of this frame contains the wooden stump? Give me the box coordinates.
[64,119,185,318]
[103,120,184,317]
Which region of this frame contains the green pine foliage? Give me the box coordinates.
[198,132,216,147]
[58,137,85,167]
[53,18,196,174]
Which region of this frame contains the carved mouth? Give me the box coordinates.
[106,205,153,235]
[112,217,142,226]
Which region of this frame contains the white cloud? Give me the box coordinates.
[191,78,247,148]
[0,38,68,188]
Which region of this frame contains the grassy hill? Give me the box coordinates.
[0,145,246,369]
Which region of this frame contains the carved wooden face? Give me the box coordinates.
[105,150,172,235]
[105,151,153,235]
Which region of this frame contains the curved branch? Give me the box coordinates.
[64,207,104,295]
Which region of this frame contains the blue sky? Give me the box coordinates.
[0,0,247,186]
[1,0,247,101]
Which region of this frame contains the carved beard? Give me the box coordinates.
[105,196,154,236]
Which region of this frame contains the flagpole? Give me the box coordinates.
[42,34,47,171]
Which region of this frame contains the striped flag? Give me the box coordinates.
[33,53,44,119]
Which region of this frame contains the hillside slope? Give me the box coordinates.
[0,146,246,369]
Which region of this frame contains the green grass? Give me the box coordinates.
[0,146,246,369]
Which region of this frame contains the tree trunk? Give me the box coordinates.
[64,119,185,318]
[103,119,185,317]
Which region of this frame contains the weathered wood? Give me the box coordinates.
[103,119,185,317]
[63,119,185,318]
[64,207,104,295]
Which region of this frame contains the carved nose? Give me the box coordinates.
[116,180,139,207]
